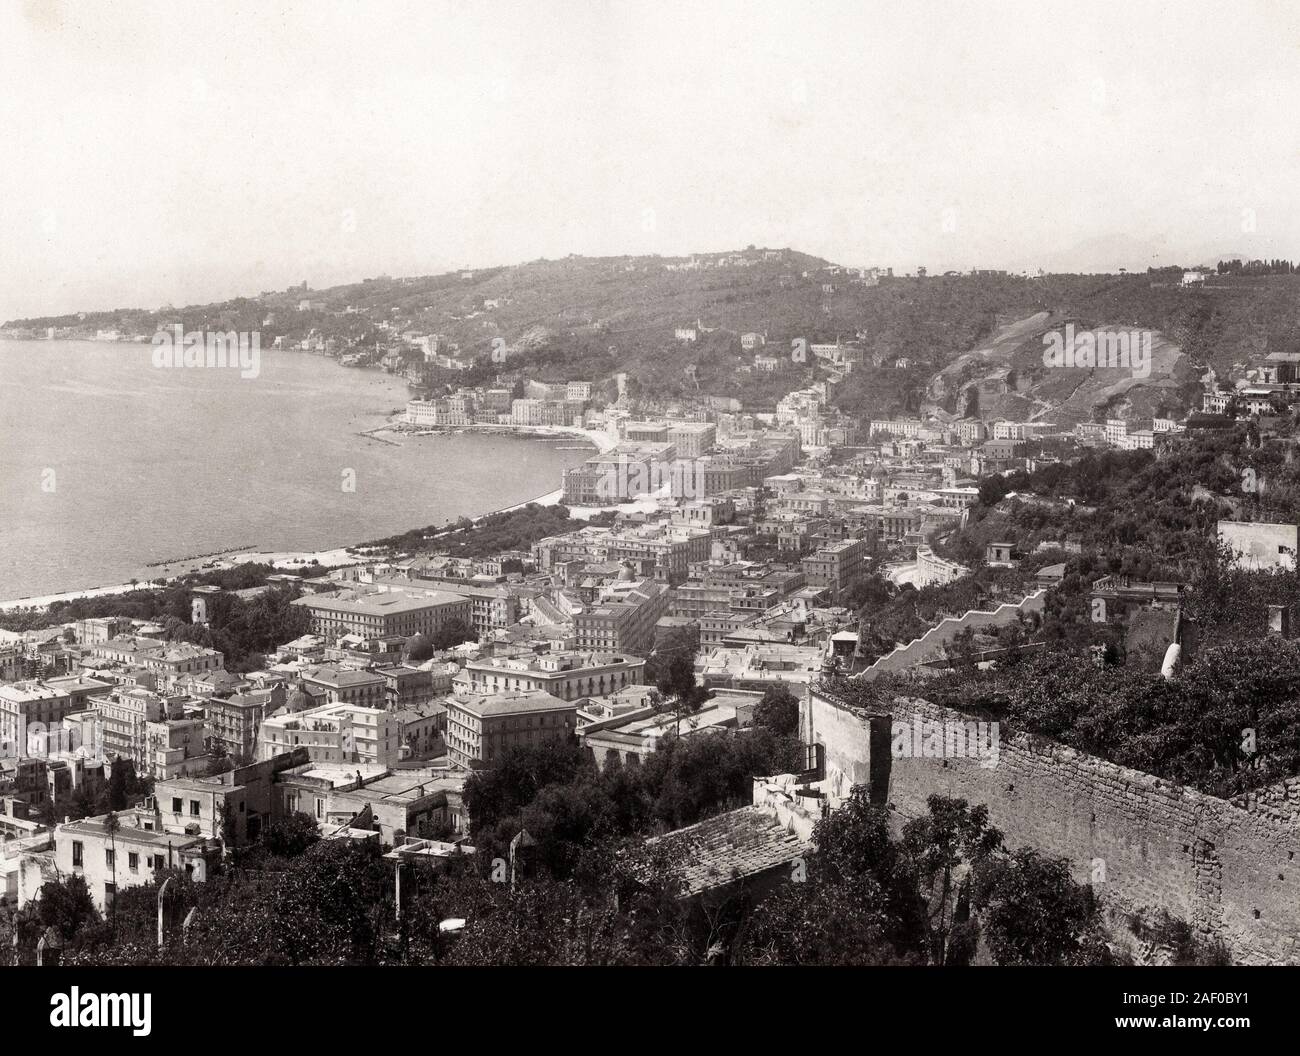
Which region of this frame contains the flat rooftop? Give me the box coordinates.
[450,689,575,718]
[295,591,468,616]
[60,816,207,848]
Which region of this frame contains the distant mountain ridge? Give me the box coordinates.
[6,248,1299,423]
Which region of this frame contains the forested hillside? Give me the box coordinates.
[9,252,1300,423]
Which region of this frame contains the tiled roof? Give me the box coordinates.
[647,806,807,895]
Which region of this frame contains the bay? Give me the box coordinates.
[0,339,590,600]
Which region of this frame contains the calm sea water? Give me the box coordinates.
[0,340,590,600]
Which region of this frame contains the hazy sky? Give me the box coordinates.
[3,0,1299,320]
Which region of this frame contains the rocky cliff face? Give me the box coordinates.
[926,311,1195,425]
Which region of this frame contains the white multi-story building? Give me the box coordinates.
[257,701,401,767]
[869,418,924,439]
[1120,429,1155,450]
[453,651,645,702]
[777,387,825,427]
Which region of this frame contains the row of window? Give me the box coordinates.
[72,842,166,874]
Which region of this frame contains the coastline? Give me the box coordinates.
[0,340,608,614]
[0,487,562,614]
[0,432,599,615]
[380,416,618,455]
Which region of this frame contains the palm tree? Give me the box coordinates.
[103,811,120,936]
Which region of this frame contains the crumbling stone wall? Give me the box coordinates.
[1231,778,1300,826]
[805,688,1300,965]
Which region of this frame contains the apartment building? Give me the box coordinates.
[698,610,762,645]
[563,450,656,503]
[667,422,717,458]
[257,702,401,767]
[954,420,989,443]
[85,687,183,769]
[144,716,210,781]
[74,616,134,645]
[670,584,736,619]
[511,398,582,426]
[148,644,226,690]
[292,590,472,640]
[869,418,924,438]
[573,580,670,657]
[405,395,477,426]
[373,665,436,711]
[689,457,754,497]
[672,497,736,526]
[606,526,711,584]
[445,690,578,768]
[0,683,81,759]
[205,686,287,760]
[801,538,867,599]
[624,421,669,443]
[455,651,644,702]
[386,577,519,635]
[151,750,311,848]
[86,638,223,692]
[49,811,219,912]
[0,644,21,683]
[1202,391,1231,414]
[300,665,387,708]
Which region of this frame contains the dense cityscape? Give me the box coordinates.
[2,1,1297,1038]
[4,251,1300,971]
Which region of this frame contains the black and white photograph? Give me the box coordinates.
[0,0,1297,1027]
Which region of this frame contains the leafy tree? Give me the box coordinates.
[69,781,98,821]
[406,636,435,662]
[464,741,589,836]
[737,788,1110,966]
[924,635,1300,798]
[439,845,690,966]
[430,618,476,651]
[109,764,131,811]
[971,847,1111,965]
[6,875,102,960]
[204,742,234,777]
[736,869,923,966]
[901,796,1002,964]
[646,622,700,685]
[163,842,394,965]
[259,811,321,859]
[104,811,120,934]
[40,874,102,941]
[753,684,800,737]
